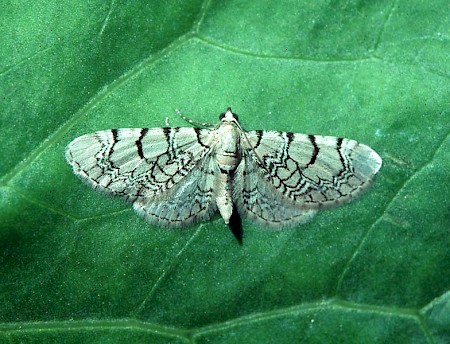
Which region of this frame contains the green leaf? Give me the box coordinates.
[1,1,449,343]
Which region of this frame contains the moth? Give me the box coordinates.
[66,108,382,228]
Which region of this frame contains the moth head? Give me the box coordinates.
[219,107,239,123]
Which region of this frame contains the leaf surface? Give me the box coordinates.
[1,1,449,343]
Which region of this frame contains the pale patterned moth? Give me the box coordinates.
[66,108,382,228]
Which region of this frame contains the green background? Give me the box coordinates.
[1,0,449,343]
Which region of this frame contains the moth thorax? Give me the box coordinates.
[215,124,242,171]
